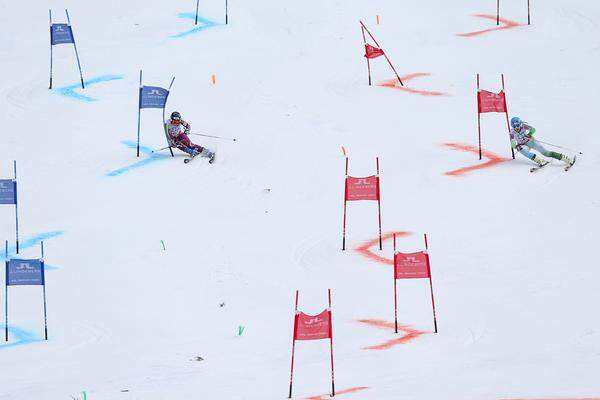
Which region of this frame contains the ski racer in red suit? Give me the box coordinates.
[165,111,215,162]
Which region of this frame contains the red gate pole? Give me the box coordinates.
[501,74,515,159]
[360,21,403,86]
[342,158,349,250]
[497,0,500,25]
[424,234,438,333]
[360,24,372,86]
[393,233,398,333]
[328,289,336,397]
[527,0,531,25]
[288,290,299,398]
[376,157,382,250]
[477,74,482,160]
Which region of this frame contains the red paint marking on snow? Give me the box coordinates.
[357,319,426,350]
[443,143,511,176]
[304,386,369,400]
[354,231,411,266]
[457,14,522,38]
[378,73,449,96]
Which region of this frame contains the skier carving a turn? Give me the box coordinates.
[509,117,575,172]
[166,111,215,164]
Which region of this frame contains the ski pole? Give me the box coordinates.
[190,132,237,142]
[151,146,171,153]
[536,139,583,155]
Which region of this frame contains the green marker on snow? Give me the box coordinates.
[238,326,245,336]
[160,240,166,251]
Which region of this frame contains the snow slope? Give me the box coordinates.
[1,0,599,399]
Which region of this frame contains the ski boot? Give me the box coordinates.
[530,155,549,172]
[533,155,549,167]
[561,154,576,171]
[199,148,215,164]
[561,154,574,166]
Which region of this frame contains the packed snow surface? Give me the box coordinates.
[1,0,599,399]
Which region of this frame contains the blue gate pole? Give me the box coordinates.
[13,161,19,254]
[49,10,53,89]
[41,241,48,340]
[137,70,143,157]
[5,240,8,341]
[195,0,200,25]
[163,77,176,157]
[65,9,85,89]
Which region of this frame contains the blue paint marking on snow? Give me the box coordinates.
[54,74,124,102]
[105,140,171,177]
[170,12,221,38]
[0,231,65,262]
[0,326,43,350]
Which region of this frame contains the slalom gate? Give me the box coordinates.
[393,233,438,333]
[49,9,85,89]
[342,158,382,251]
[136,70,175,157]
[289,290,335,398]
[0,162,20,253]
[4,241,49,341]
[477,74,514,160]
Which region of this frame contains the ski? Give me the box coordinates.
[183,151,216,164]
[564,155,577,171]
[183,152,200,164]
[530,161,549,173]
